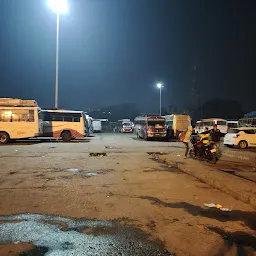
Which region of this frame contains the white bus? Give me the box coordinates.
[41,109,86,142]
[134,115,166,140]
[227,120,238,132]
[195,118,228,134]
[120,121,133,133]
[238,117,256,128]
[84,114,93,136]
[0,98,43,144]
[92,119,102,133]
[165,114,191,139]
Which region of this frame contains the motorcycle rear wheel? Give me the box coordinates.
[209,153,217,164]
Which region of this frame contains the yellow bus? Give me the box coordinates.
[0,98,43,144]
[41,109,86,142]
[165,114,191,139]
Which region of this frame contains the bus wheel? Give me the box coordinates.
[0,132,10,144]
[62,131,72,142]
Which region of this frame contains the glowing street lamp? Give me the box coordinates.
[48,0,68,13]
[157,83,163,116]
[48,0,68,109]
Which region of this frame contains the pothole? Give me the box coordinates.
[143,167,180,173]
[89,153,107,157]
[147,152,167,155]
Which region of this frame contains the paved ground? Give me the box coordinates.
[0,133,255,256]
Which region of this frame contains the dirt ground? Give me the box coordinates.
[0,133,255,256]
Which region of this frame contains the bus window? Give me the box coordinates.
[238,118,256,127]
[217,121,227,126]
[73,117,80,122]
[148,120,165,127]
[29,110,34,122]
[0,110,12,122]
[0,109,34,122]
[63,116,73,122]
[51,115,63,121]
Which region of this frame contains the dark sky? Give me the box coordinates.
[0,0,256,112]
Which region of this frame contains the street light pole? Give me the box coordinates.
[55,13,60,109]
[48,0,68,109]
[159,85,162,116]
[157,83,163,116]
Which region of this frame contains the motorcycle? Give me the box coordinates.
[189,136,217,164]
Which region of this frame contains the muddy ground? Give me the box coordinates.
[0,133,255,256]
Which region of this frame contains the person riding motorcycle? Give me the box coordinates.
[199,128,210,144]
[196,128,210,157]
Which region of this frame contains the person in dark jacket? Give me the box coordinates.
[209,124,221,157]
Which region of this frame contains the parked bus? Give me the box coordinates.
[0,98,43,144]
[227,120,238,128]
[165,114,191,140]
[238,117,256,128]
[84,114,93,136]
[41,109,86,142]
[92,119,102,133]
[120,121,133,133]
[134,115,166,140]
[195,118,228,134]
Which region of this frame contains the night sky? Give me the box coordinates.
[0,0,255,113]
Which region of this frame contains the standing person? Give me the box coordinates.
[182,126,193,159]
[210,124,221,157]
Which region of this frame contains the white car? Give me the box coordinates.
[224,127,256,149]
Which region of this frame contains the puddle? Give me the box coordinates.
[64,168,80,173]
[57,169,114,179]
[0,214,173,256]
[81,172,98,177]
[79,169,114,178]
[174,161,184,165]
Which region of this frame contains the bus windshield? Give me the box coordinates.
[123,122,132,127]
[148,120,165,127]
[217,121,227,126]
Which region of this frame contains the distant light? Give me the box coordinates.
[157,83,163,89]
[48,0,68,14]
